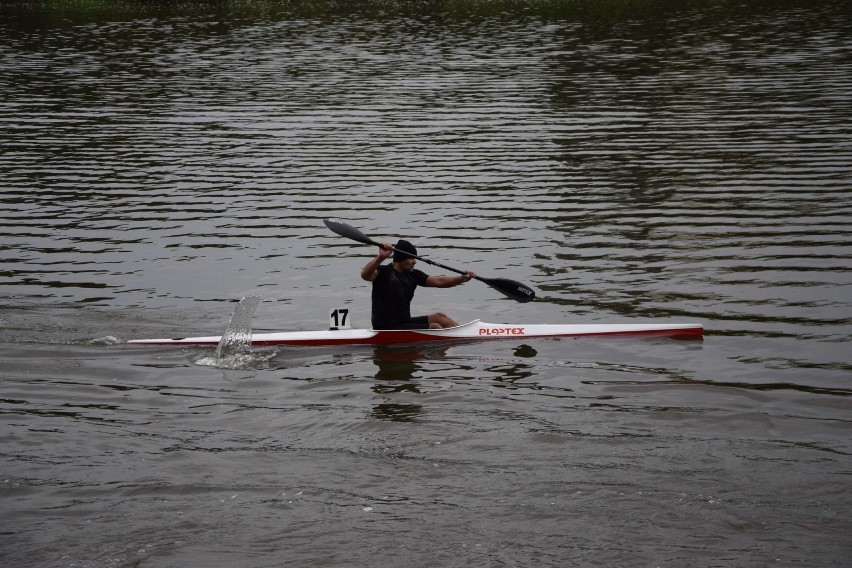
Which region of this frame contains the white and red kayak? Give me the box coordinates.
[127,319,703,347]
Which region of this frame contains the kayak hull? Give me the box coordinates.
[127,320,703,347]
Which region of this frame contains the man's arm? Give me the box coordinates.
[425,271,476,288]
[361,243,393,282]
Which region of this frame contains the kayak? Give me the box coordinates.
[127,319,703,347]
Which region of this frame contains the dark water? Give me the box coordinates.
[1,1,851,566]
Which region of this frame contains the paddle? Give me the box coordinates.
[324,218,535,303]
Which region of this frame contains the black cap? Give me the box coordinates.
[393,239,417,262]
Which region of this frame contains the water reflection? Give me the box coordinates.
[369,345,436,421]
[369,342,548,419]
[513,344,538,358]
[369,402,424,422]
[372,347,425,384]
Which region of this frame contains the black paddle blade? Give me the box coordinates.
[324,218,380,247]
[481,277,536,303]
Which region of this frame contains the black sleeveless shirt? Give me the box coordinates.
[371,264,429,329]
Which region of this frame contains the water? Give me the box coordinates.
[214,296,261,357]
[1,1,850,566]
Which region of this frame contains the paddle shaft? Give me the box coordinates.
[324,219,535,302]
[350,230,499,281]
[383,244,535,301]
[377,242,474,280]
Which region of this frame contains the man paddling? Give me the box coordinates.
[361,239,476,330]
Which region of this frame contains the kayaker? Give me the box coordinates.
[360,239,475,330]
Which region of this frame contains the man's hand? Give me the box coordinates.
[362,242,394,282]
[378,242,393,260]
[425,270,477,289]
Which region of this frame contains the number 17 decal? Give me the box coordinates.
[329,308,350,330]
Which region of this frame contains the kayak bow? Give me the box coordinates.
[127,320,703,347]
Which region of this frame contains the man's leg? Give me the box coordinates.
[428,312,459,329]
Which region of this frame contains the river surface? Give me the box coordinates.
[1,1,850,566]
